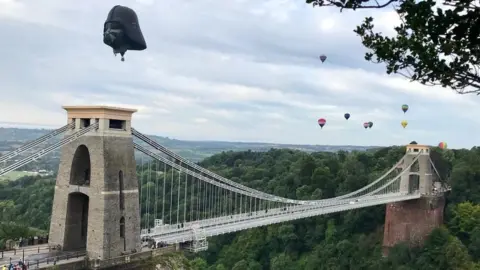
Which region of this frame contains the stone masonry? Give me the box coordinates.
[382,196,445,256]
[49,106,141,260]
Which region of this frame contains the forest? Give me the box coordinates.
[1,146,480,269]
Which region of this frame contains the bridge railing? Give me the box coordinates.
[1,245,54,259]
[7,247,176,269]
[20,250,86,269]
[88,246,175,269]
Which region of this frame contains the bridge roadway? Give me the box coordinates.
[142,193,403,237]
[145,192,421,244]
[0,245,168,269]
[0,244,51,264]
[0,244,85,269]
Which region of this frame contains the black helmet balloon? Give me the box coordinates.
[103,5,147,61]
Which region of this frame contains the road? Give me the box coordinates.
[0,244,50,264]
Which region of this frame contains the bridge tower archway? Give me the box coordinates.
[408,175,420,194]
[64,192,89,250]
[69,145,91,186]
[49,106,141,260]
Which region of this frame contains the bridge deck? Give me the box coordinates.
[145,193,421,244]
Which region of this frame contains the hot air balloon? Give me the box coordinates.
[401,120,408,128]
[319,55,327,63]
[438,142,447,149]
[401,104,409,113]
[368,121,373,128]
[363,122,369,129]
[103,5,147,61]
[344,113,350,120]
[318,118,326,128]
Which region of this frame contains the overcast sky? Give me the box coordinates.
[0,0,477,148]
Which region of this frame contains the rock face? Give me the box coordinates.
[382,196,445,256]
[152,252,190,270]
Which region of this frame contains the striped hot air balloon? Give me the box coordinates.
[438,142,447,149]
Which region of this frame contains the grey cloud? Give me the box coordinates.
[0,0,478,147]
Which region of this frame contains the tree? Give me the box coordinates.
[469,227,480,258]
[270,253,296,270]
[307,0,480,94]
[191,258,208,270]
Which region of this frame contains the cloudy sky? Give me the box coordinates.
[0,0,477,148]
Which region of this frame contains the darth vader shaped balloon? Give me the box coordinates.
[103,5,147,61]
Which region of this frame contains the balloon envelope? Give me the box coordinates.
[318,118,326,128]
[363,122,369,129]
[401,104,409,113]
[368,121,373,128]
[344,113,350,120]
[401,120,408,128]
[438,142,447,149]
[319,55,327,63]
[103,5,147,61]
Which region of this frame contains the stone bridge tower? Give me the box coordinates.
[382,144,445,256]
[49,106,141,260]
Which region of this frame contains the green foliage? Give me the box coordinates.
[0,176,54,230]
[191,257,208,270]
[0,222,40,249]
[189,147,480,269]
[307,0,480,94]
[140,252,193,270]
[0,176,52,248]
[448,202,480,236]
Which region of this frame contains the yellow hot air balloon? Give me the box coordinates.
[401,120,408,128]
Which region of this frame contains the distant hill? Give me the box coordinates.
[0,127,382,162]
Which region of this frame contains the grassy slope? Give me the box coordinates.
[0,171,37,181]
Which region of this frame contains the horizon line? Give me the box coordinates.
[0,123,391,148]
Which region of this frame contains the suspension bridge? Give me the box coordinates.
[0,106,449,269]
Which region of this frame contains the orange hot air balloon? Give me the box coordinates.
[438,142,447,149]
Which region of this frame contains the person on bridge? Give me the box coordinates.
[2,265,6,270]
[17,261,26,270]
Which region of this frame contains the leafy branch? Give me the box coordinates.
[308,0,480,94]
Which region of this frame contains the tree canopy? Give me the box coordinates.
[307,0,480,94]
[189,146,480,269]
